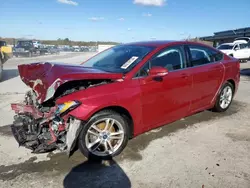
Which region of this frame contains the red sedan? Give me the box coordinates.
[11,40,240,160]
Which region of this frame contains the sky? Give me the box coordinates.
[0,0,250,43]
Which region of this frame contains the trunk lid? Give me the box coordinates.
[18,62,123,103]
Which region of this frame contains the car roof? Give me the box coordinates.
[124,40,213,48]
[125,40,177,47]
[233,40,247,44]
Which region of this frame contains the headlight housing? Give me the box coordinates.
[56,100,81,115]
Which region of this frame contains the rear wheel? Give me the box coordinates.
[212,82,234,112]
[78,110,129,160]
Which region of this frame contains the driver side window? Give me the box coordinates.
[135,46,185,77]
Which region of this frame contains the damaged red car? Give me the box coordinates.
[10,41,240,159]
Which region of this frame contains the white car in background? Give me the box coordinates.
[217,38,250,62]
[72,46,80,52]
[32,41,42,49]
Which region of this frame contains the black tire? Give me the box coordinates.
[78,110,129,160]
[212,82,234,112]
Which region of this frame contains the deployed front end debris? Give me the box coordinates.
[10,62,122,156]
[10,90,83,155]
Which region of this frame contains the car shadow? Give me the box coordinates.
[1,69,19,82]
[240,68,250,77]
[63,159,131,188]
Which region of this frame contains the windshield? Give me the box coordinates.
[81,45,155,73]
[16,41,33,47]
[217,44,233,50]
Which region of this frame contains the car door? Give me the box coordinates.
[187,44,224,112]
[134,45,192,129]
[234,43,250,59]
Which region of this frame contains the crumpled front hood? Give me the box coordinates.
[18,62,123,104]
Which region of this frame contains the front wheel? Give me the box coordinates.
[78,110,129,160]
[212,82,234,112]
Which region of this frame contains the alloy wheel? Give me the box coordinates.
[219,86,233,109]
[85,118,125,157]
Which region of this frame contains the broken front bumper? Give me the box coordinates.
[10,103,85,156]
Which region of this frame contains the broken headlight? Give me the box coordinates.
[56,101,81,115]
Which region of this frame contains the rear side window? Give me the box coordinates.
[239,43,247,49]
[188,45,223,67]
[209,48,224,62]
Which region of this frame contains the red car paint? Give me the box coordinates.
[16,41,240,138]
[11,103,57,119]
[18,62,124,103]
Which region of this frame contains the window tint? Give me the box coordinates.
[189,45,223,67]
[135,61,151,77]
[135,46,185,77]
[17,41,33,47]
[209,48,224,62]
[82,45,155,73]
[239,43,247,49]
[217,44,233,50]
[151,47,185,71]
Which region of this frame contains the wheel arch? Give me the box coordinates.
[211,78,236,106]
[227,79,235,92]
[89,105,134,139]
[219,79,236,98]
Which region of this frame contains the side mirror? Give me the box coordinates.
[234,47,239,51]
[149,66,169,78]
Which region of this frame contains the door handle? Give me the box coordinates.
[181,74,188,79]
[213,67,223,72]
[211,66,220,70]
[210,67,223,72]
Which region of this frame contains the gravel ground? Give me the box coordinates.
[0,53,250,188]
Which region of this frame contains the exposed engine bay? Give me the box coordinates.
[10,79,112,155]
